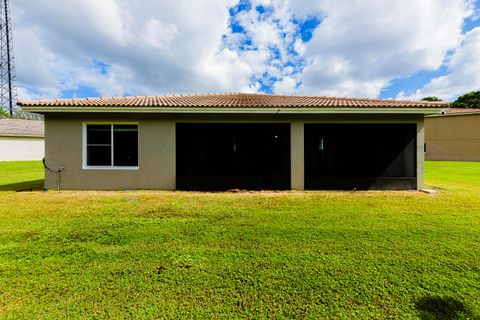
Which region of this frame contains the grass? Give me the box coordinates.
[0,162,479,319]
[0,161,44,191]
[425,161,480,193]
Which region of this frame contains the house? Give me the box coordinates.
[17,93,446,191]
[425,108,480,161]
[0,118,44,161]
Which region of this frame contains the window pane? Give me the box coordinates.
[113,125,138,166]
[87,146,112,166]
[87,125,111,145]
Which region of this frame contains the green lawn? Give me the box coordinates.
[0,161,44,191]
[0,162,479,319]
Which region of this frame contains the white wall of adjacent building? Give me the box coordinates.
[0,136,44,161]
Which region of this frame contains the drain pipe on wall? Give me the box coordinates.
[42,158,64,191]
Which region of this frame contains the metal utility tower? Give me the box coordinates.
[0,0,17,116]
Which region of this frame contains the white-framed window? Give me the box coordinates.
[82,123,139,170]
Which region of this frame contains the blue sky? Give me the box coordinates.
[12,0,480,102]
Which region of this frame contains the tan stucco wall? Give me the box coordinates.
[290,121,304,190]
[425,114,480,161]
[0,136,44,161]
[44,115,175,190]
[44,113,424,190]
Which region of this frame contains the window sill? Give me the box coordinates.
[83,166,139,171]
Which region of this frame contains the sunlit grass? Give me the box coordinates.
[0,161,479,318]
[0,161,43,191]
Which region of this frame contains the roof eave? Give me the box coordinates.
[0,134,44,138]
[21,106,447,115]
[426,111,480,117]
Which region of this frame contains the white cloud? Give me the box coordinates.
[273,76,297,94]
[397,27,480,101]
[295,0,475,97]
[11,0,479,100]
[15,28,58,90]
[223,0,308,93]
[14,0,244,99]
[141,19,179,49]
[16,87,58,101]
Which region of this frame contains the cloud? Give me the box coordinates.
[397,27,480,101]
[221,0,475,98]
[15,28,58,90]
[222,0,309,93]
[295,0,475,97]
[11,0,479,100]
[141,19,179,49]
[13,0,244,99]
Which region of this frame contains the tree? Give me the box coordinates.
[421,96,443,102]
[451,91,480,109]
[0,108,9,118]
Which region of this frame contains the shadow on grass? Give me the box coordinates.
[416,296,477,320]
[0,179,44,191]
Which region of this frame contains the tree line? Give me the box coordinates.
[422,90,480,108]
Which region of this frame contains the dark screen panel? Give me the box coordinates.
[305,124,417,190]
[176,123,290,190]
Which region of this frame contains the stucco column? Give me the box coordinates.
[416,119,425,190]
[140,120,176,190]
[291,121,304,190]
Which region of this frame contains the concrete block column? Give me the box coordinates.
[291,121,304,190]
[416,119,425,190]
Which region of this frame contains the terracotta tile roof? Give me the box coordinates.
[446,108,480,114]
[0,119,44,137]
[17,93,447,109]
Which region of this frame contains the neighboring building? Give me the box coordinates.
[0,118,44,161]
[18,93,446,191]
[425,108,480,161]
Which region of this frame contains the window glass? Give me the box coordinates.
[87,145,112,166]
[86,125,112,166]
[87,125,111,145]
[113,125,138,166]
[85,124,138,167]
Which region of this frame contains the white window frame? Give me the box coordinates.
[82,122,139,170]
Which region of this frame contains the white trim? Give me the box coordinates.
[81,121,139,125]
[82,122,87,168]
[83,166,139,171]
[82,122,139,170]
[22,106,447,115]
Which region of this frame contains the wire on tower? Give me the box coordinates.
[0,0,17,117]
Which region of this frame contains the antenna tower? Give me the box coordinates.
[0,0,17,116]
